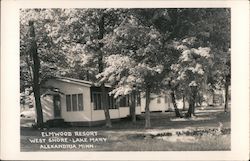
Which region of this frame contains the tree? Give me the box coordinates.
[129,90,137,123]
[97,12,112,127]
[204,9,231,111]
[20,9,75,91]
[163,77,183,118]
[171,38,212,117]
[163,9,230,116]
[27,21,44,127]
[20,9,77,126]
[99,13,166,128]
[97,54,138,123]
[20,9,133,128]
[62,9,135,127]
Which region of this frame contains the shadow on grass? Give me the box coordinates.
[20,106,231,151]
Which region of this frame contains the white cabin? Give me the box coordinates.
[140,92,189,112]
[33,77,193,126]
[40,77,141,126]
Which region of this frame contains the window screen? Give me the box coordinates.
[78,94,83,111]
[66,95,71,111]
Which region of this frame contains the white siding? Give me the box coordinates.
[91,108,120,121]
[42,79,144,123]
[119,107,130,118]
[141,93,174,112]
[135,106,141,115]
[41,95,54,122]
[43,79,92,122]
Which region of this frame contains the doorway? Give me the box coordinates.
[53,95,61,118]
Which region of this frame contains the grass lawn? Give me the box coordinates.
[21,106,230,151]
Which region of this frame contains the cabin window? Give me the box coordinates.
[119,95,129,107]
[72,94,77,111]
[108,95,117,109]
[78,94,83,111]
[66,94,84,111]
[93,92,102,110]
[66,95,71,111]
[92,92,117,110]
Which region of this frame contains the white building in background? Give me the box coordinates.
[140,92,188,113]
[140,92,173,112]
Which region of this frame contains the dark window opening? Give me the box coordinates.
[92,92,123,110]
[119,95,129,107]
[66,95,71,111]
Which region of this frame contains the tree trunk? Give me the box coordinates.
[197,92,202,106]
[224,75,230,112]
[145,86,151,128]
[130,90,136,123]
[186,99,193,118]
[98,12,112,128]
[182,94,186,111]
[29,21,43,127]
[101,84,112,128]
[170,90,182,118]
[212,91,215,105]
[25,56,33,81]
[186,86,197,118]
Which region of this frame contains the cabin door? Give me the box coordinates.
[53,95,61,118]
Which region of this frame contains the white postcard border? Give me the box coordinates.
[1,0,249,160]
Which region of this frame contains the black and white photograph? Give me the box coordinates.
[20,7,231,151]
[1,0,249,160]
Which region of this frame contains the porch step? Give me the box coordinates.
[46,118,66,127]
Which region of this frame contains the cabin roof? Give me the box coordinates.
[51,77,111,88]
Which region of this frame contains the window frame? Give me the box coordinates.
[92,92,118,110]
[66,93,84,112]
[66,95,72,111]
[119,95,130,107]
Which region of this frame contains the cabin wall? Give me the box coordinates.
[119,107,129,118]
[42,79,139,124]
[91,105,141,121]
[41,95,54,122]
[140,93,174,112]
[91,108,120,121]
[135,106,141,115]
[43,80,92,122]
